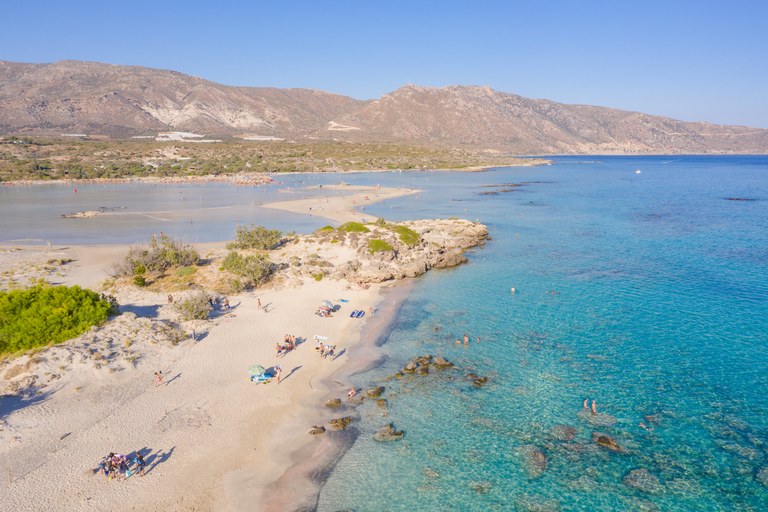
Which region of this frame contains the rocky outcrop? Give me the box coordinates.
[374,423,404,442]
[366,386,384,398]
[549,425,576,442]
[307,425,326,435]
[329,417,353,430]
[593,432,623,453]
[284,219,489,284]
[433,356,454,368]
[518,444,548,479]
[324,398,341,408]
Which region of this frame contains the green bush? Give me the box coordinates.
[368,239,394,253]
[222,251,272,286]
[314,273,323,281]
[133,276,147,287]
[172,292,210,321]
[133,265,146,275]
[391,225,420,246]
[338,222,370,233]
[175,266,197,277]
[115,235,199,276]
[0,285,117,356]
[315,226,335,233]
[227,224,283,250]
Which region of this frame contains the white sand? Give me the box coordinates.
[0,190,406,511]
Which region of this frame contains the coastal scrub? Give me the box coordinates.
[222,252,272,286]
[0,284,117,356]
[227,224,283,250]
[338,222,370,233]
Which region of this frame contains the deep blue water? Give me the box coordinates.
[315,156,768,511]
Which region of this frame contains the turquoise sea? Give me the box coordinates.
[316,156,768,511]
[2,156,767,510]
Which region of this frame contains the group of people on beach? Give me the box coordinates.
[98,452,146,480]
[456,334,480,345]
[276,335,297,358]
[319,344,335,360]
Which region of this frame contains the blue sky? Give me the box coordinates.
[3,0,766,127]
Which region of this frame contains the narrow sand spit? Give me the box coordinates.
[0,186,411,511]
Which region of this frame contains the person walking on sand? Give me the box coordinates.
[224,298,230,310]
[154,371,164,388]
[276,343,282,358]
[167,294,173,304]
[257,298,262,310]
[370,306,374,316]
[276,365,282,384]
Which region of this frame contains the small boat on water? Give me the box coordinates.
[636,170,641,174]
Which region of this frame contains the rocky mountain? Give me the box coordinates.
[1,60,766,154]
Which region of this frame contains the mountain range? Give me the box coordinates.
[1,60,766,155]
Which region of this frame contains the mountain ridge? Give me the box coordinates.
[1,59,766,154]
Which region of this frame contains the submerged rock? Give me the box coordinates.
[366,386,384,398]
[593,432,623,453]
[417,366,430,376]
[307,425,326,435]
[433,356,454,368]
[375,398,387,409]
[403,362,418,373]
[470,480,494,493]
[324,398,341,408]
[329,417,353,430]
[549,425,576,442]
[755,466,768,488]
[374,423,404,442]
[423,467,440,479]
[518,444,548,479]
[578,409,618,427]
[623,468,662,494]
[473,377,488,387]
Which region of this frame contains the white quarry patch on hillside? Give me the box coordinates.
[327,121,361,131]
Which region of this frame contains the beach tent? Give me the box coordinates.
[322,300,334,309]
[248,365,270,383]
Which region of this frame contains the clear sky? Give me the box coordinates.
[2,0,766,127]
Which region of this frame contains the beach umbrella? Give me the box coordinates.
[322,300,334,309]
[248,365,266,376]
[319,306,331,311]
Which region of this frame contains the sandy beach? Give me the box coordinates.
[0,182,480,511]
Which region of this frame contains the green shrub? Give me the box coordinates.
[133,276,147,287]
[314,273,323,281]
[368,239,394,253]
[391,225,420,246]
[172,292,210,321]
[0,285,116,356]
[115,235,199,276]
[227,224,283,250]
[315,226,335,233]
[175,266,197,277]
[222,251,272,286]
[338,222,370,233]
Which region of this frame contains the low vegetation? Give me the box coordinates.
[338,222,370,233]
[0,284,117,356]
[227,224,283,250]
[368,239,394,253]
[222,252,272,287]
[111,235,199,276]
[0,137,548,182]
[172,292,211,321]
[391,225,421,246]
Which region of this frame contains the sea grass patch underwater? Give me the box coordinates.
[0,284,117,356]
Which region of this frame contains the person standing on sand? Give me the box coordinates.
[276,343,282,358]
[134,453,146,477]
[154,371,164,388]
[276,365,282,384]
[257,298,262,310]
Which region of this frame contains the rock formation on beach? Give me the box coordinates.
[2,60,767,154]
[273,218,489,285]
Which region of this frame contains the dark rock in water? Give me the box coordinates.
[514,493,560,512]
[623,468,662,494]
[403,362,418,373]
[366,386,384,398]
[593,432,623,453]
[470,480,494,493]
[325,398,341,408]
[518,444,548,479]
[549,425,576,442]
[329,417,353,430]
[465,372,479,380]
[375,399,387,409]
[307,425,326,435]
[473,377,488,387]
[755,466,768,488]
[417,366,430,376]
[413,355,433,365]
[433,356,453,368]
[374,423,404,442]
